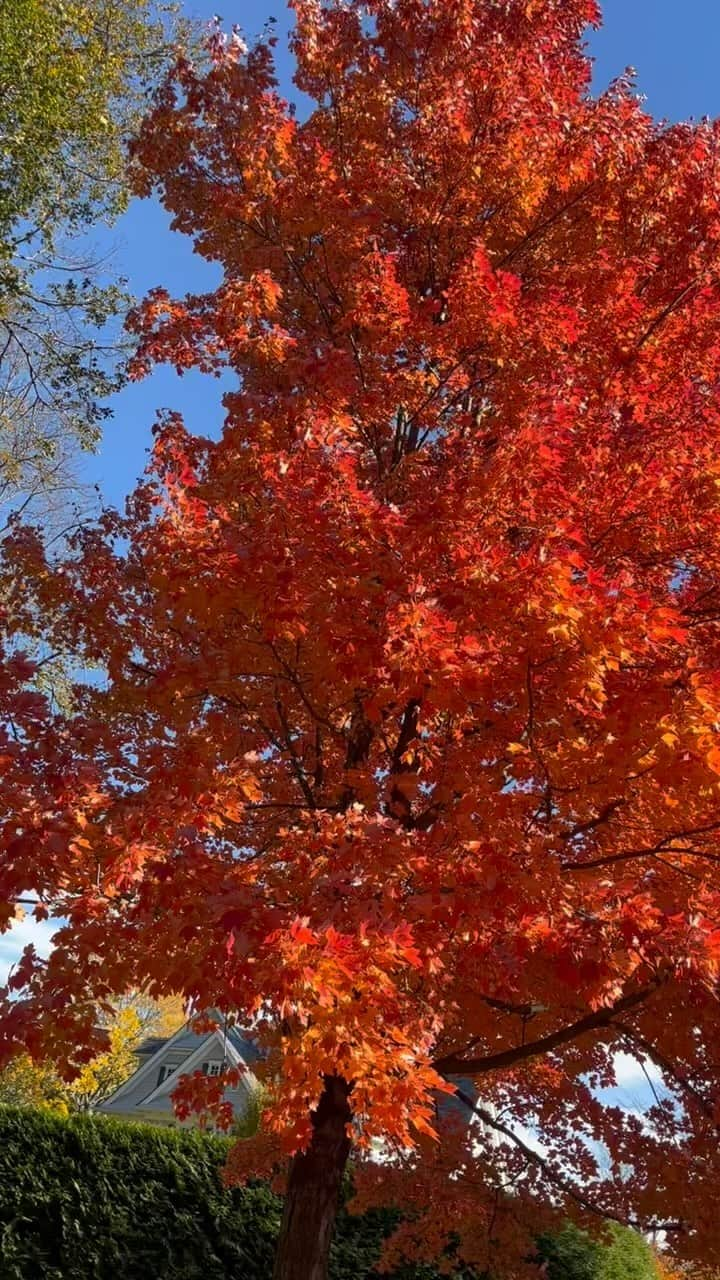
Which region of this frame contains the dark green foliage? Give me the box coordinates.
[0,1106,280,1280]
[536,1223,603,1280]
[0,1107,659,1280]
[0,1106,470,1278]
[0,1106,409,1279]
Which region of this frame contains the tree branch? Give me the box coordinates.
[433,983,662,1076]
[455,1089,684,1235]
[614,1021,720,1129]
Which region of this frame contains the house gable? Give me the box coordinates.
[97,1015,198,1111]
[138,1027,253,1109]
[98,1015,259,1126]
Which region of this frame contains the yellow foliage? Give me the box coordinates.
[0,994,186,1113]
[68,1006,143,1111]
[0,1054,69,1113]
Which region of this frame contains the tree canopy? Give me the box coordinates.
[0,0,188,527]
[0,0,176,244]
[4,1,720,1277]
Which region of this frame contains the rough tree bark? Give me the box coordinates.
[271,1074,353,1280]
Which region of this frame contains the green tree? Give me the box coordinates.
[0,0,191,526]
[536,1223,660,1280]
[0,0,180,244]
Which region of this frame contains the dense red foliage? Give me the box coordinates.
[5,1,720,1273]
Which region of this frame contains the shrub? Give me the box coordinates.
[535,1221,661,1280]
[0,1106,661,1279]
[0,1106,279,1279]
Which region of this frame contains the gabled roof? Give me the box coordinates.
[226,1025,263,1062]
[98,1012,261,1115]
[137,1026,255,1110]
[100,1016,197,1110]
[135,1035,169,1056]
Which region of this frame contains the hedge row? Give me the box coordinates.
[0,1106,659,1279]
[0,1107,278,1280]
[0,1106,432,1280]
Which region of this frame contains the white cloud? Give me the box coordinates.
[512,1118,547,1157]
[613,1050,661,1092]
[587,1052,672,1126]
[0,914,57,985]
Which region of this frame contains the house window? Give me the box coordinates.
[201,1061,223,1077]
[156,1063,175,1087]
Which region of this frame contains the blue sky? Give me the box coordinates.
[78,0,720,512]
[5,1,719,1107]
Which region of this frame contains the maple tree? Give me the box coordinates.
[5,0,720,1276]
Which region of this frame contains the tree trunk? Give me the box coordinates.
[271,1074,353,1280]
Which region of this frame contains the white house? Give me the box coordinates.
[98,1013,261,1128]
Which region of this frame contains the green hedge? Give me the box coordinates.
[0,1106,426,1280]
[0,1106,659,1280]
[0,1107,279,1280]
